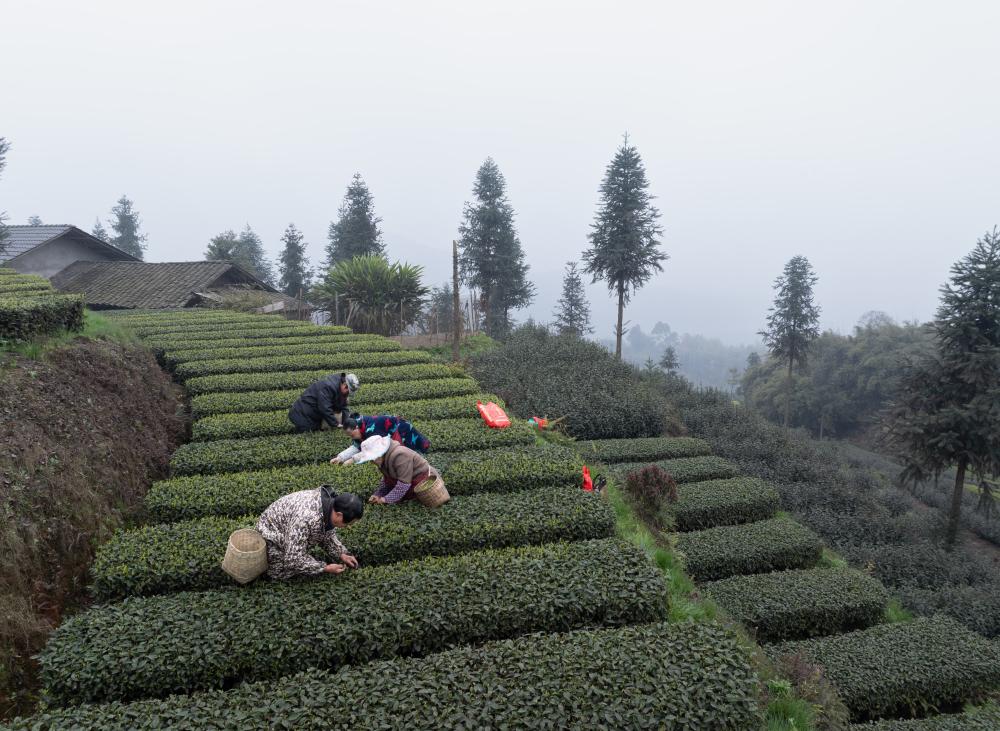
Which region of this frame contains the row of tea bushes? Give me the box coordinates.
[704,566,889,642]
[0,292,84,340]
[92,487,612,600]
[675,515,824,582]
[9,622,762,730]
[174,349,433,380]
[41,539,668,706]
[607,455,740,484]
[169,418,537,475]
[163,337,403,367]
[671,477,780,531]
[185,363,465,395]
[144,323,352,345]
[851,703,1000,730]
[147,443,585,521]
[575,436,712,463]
[769,616,1000,722]
[191,394,499,440]
[130,319,326,338]
[189,376,480,417]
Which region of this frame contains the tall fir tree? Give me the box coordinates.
[884,228,1000,549]
[27,215,42,226]
[91,218,109,242]
[107,195,147,260]
[583,135,666,358]
[204,225,274,285]
[458,158,535,339]
[759,255,821,429]
[0,137,10,255]
[277,223,311,297]
[326,173,384,266]
[553,261,593,336]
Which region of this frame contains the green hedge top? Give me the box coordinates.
[0,267,19,275]
[0,281,53,294]
[169,418,537,475]
[189,376,480,417]
[132,319,322,337]
[184,363,465,395]
[607,455,741,484]
[142,323,354,345]
[671,477,780,532]
[148,443,585,522]
[92,486,613,600]
[11,622,762,730]
[103,311,288,326]
[575,436,712,463]
[40,538,668,706]
[851,703,1000,730]
[768,616,1000,721]
[676,515,823,582]
[191,393,499,441]
[704,566,889,643]
[156,332,383,356]
[0,294,85,341]
[173,349,433,380]
[162,338,402,367]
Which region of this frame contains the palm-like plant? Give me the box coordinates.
[313,255,428,336]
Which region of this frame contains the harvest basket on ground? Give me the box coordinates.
[221,528,267,583]
[414,470,450,508]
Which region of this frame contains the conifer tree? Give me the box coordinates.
[0,137,11,255]
[458,158,534,338]
[27,215,42,226]
[759,255,821,428]
[107,195,147,259]
[205,225,274,285]
[583,135,666,358]
[553,261,593,336]
[91,218,109,242]
[885,228,1000,549]
[277,223,311,297]
[659,346,679,374]
[326,173,384,266]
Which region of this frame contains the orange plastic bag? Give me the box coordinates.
[477,401,511,429]
[582,466,594,492]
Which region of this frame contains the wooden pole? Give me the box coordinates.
[452,240,462,363]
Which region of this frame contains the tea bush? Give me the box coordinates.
[173,349,433,380]
[0,294,85,340]
[149,443,584,521]
[132,319,314,337]
[189,376,480,417]
[671,477,780,531]
[186,363,464,396]
[142,324,351,344]
[607,455,740,484]
[192,394,497,440]
[768,616,1000,721]
[575,436,712,463]
[162,338,402,367]
[704,566,889,642]
[469,324,675,440]
[10,622,762,730]
[40,538,668,705]
[853,703,1000,730]
[159,333,385,357]
[676,515,823,581]
[0,281,51,295]
[92,487,612,599]
[115,311,288,326]
[169,418,536,475]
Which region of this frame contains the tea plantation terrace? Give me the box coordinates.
[7,309,767,728]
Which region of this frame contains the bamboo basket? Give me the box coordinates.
[221,528,268,584]
[414,471,450,508]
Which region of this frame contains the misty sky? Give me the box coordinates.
[3,1,998,344]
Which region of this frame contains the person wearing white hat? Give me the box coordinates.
[287,372,360,433]
[352,435,437,505]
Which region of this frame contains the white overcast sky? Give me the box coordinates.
[3,1,998,344]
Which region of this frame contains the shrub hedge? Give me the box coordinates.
[192,394,498,440]
[704,567,889,642]
[92,487,612,600]
[768,616,1000,721]
[607,455,740,484]
[131,319,322,337]
[0,281,52,295]
[106,312,285,327]
[162,338,402,367]
[851,703,1000,730]
[0,294,85,340]
[671,477,780,531]
[148,443,584,522]
[676,515,823,581]
[173,349,433,380]
[41,538,667,705]
[575,436,712,463]
[141,323,353,345]
[185,363,464,395]
[189,376,480,417]
[169,419,537,475]
[157,332,384,356]
[11,622,762,730]
[469,324,674,440]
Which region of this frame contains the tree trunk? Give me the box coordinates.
[615,282,625,359]
[452,241,462,363]
[783,356,793,430]
[945,458,967,551]
[818,415,824,441]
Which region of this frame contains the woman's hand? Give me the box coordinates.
[340,553,359,569]
[323,563,346,574]
[329,457,342,465]
[367,495,386,505]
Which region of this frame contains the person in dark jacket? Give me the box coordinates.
[287,372,360,433]
[329,413,430,463]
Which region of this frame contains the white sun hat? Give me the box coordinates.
[352,435,392,464]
